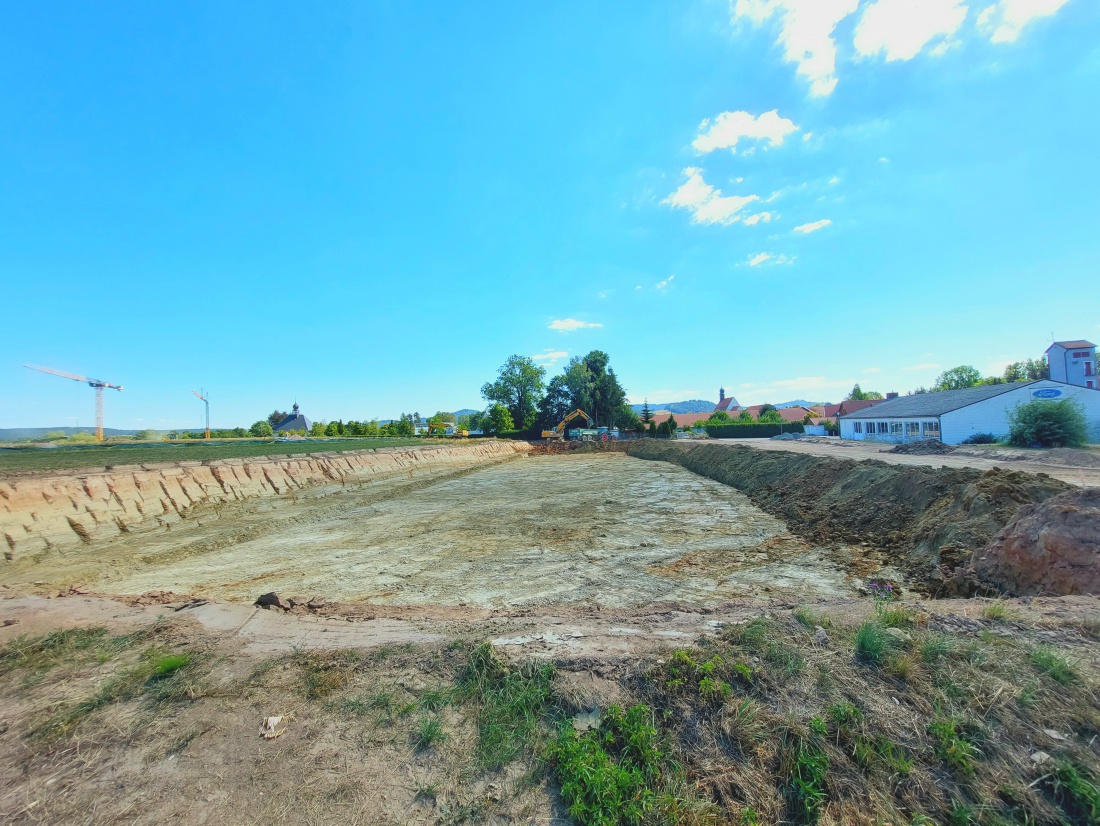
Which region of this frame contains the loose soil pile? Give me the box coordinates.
[888,440,956,455]
[623,441,1071,595]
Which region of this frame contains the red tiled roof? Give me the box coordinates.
[648,412,715,428]
[714,397,740,412]
[742,405,810,423]
[836,398,887,416]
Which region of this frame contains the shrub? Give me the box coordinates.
[959,432,998,445]
[855,623,887,665]
[706,423,805,439]
[1007,399,1089,448]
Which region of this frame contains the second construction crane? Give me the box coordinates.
[25,364,123,441]
[192,389,210,439]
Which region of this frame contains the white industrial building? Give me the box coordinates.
[1046,340,1098,390]
[839,380,1100,445]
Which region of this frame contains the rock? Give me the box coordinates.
[813,626,830,646]
[1043,729,1069,742]
[255,592,293,611]
[1031,750,1052,765]
[884,627,912,643]
[970,489,1100,596]
[307,596,327,610]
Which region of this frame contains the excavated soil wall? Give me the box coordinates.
[623,441,1071,593]
[0,441,530,561]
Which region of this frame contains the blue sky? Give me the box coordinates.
[3,0,1098,430]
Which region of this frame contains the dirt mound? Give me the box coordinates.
[625,441,1070,594]
[887,440,956,455]
[969,488,1100,596]
[1041,447,1100,468]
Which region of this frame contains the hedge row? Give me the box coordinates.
[704,423,805,439]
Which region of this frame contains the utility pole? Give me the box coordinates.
[192,389,210,439]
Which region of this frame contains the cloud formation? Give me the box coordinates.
[976,0,1070,43]
[793,218,832,234]
[854,0,968,61]
[664,168,760,225]
[532,349,569,366]
[655,275,676,289]
[548,318,603,332]
[733,0,860,97]
[743,211,773,226]
[746,252,794,266]
[693,109,798,153]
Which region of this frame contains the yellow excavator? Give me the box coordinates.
[426,422,469,438]
[541,408,592,441]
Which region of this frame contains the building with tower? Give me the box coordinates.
[274,403,312,434]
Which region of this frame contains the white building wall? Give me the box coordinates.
[1047,345,1098,389]
[940,380,1100,444]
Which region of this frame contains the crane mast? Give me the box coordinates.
[25,364,123,442]
[192,390,210,439]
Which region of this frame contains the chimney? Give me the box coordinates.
[886,392,898,400]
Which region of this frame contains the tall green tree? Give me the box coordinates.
[428,411,457,426]
[561,350,628,427]
[933,365,982,391]
[536,375,573,430]
[641,400,651,424]
[846,385,884,401]
[250,420,274,437]
[266,410,288,427]
[482,355,546,431]
[485,403,515,435]
[1003,357,1049,382]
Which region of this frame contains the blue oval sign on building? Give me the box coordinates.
[1032,388,1063,399]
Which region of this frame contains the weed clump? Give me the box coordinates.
[928,718,980,775]
[1043,761,1100,823]
[1030,645,1076,685]
[781,717,829,825]
[855,623,887,665]
[458,643,553,770]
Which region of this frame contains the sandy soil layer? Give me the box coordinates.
[714,437,1100,486]
[9,455,888,608]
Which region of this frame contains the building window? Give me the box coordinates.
[1086,362,1094,376]
[923,421,940,437]
[1073,351,1090,358]
[853,422,863,434]
[890,422,902,435]
[877,422,889,434]
[906,422,921,436]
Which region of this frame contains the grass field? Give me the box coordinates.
[0,437,436,475]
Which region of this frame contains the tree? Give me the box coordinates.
[393,416,414,437]
[428,411,457,426]
[641,400,652,424]
[310,421,326,437]
[1007,399,1088,447]
[1003,357,1049,383]
[134,429,158,440]
[617,404,642,431]
[536,375,573,430]
[267,410,288,428]
[561,351,628,427]
[758,410,783,424]
[482,355,546,431]
[666,413,678,434]
[738,409,753,422]
[647,420,657,437]
[847,384,884,401]
[325,421,342,437]
[758,403,778,417]
[250,420,274,437]
[933,366,982,392]
[485,403,515,435]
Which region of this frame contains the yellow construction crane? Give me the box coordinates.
[192,389,210,439]
[25,364,123,442]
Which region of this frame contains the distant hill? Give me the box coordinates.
[452,409,479,418]
[0,427,139,441]
[631,399,714,415]
[775,400,827,409]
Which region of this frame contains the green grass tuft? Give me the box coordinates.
[855,623,887,665]
[928,718,980,775]
[783,717,829,825]
[152,654,190,677]
[412,715,447,751]
[1045,761,1100,823]
[1029,645,1076,685]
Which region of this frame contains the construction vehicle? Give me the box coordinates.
[542,408,592,441]
[426,422,469,438]
[25,364,123,441]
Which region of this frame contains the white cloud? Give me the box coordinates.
[597,289,613,299]
[733,0,861,97]
[655,275,676,289]
[903,362,941,371]
[746,252,795,266]
[743,211,773,226]
[854,0,968,62]
[693,109,798,154]
[663,167,760,226]
[803,131,814,142]
[532,349,569,366]
[829,176,841,184]
[548,318,603,332]
[879,156,890,163]
[793,218,832,233]
[635,285,643,290]
[977,0,1070,43]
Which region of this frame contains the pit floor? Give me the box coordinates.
[91,454,891,608]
